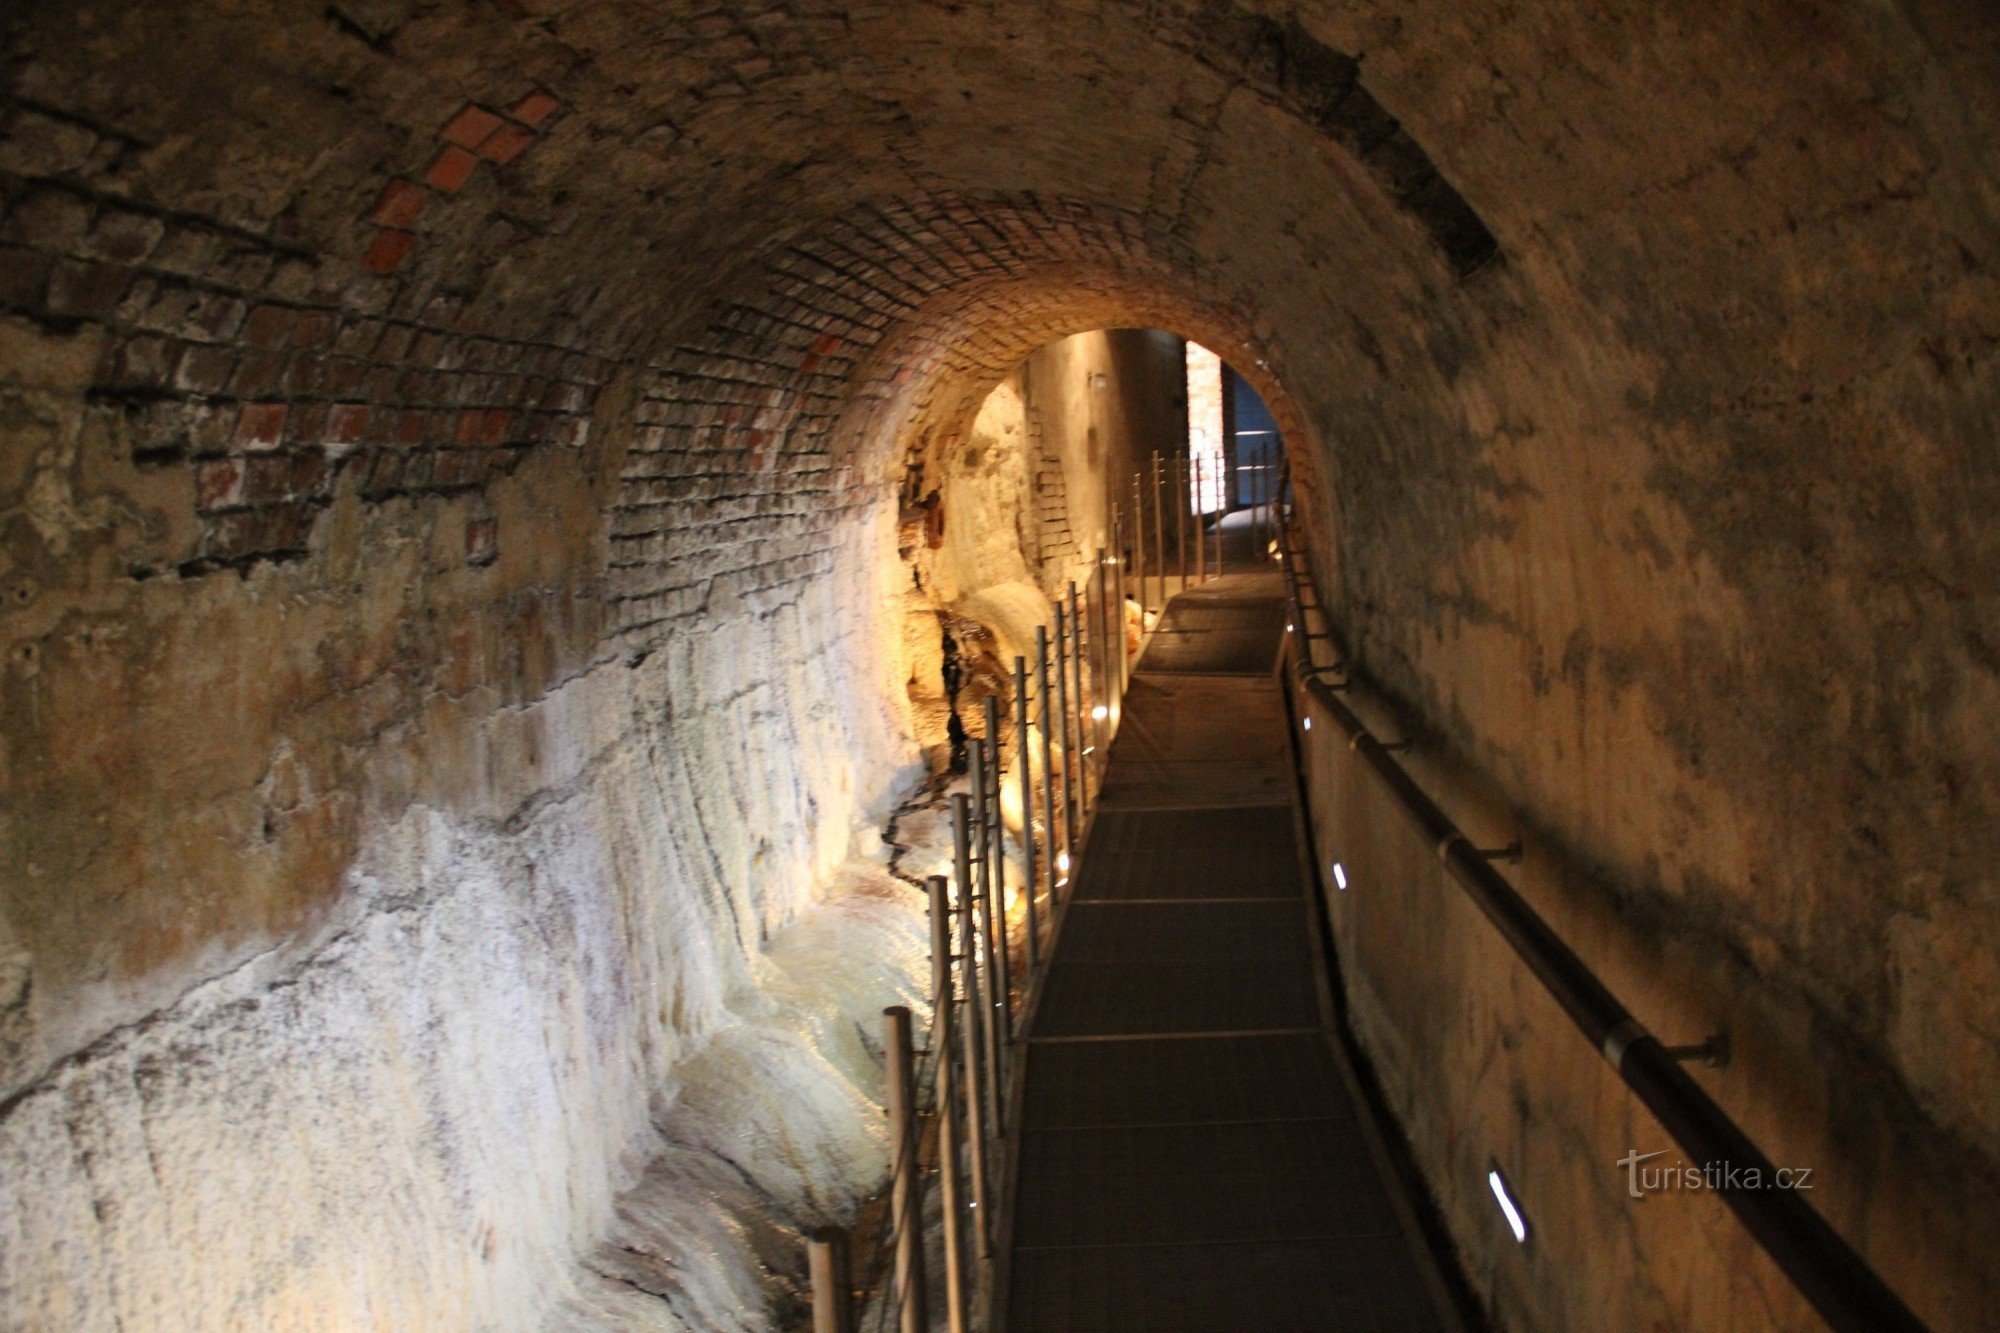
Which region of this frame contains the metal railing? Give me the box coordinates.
[805,454,1277,1330]
[1272,483,1927,1332]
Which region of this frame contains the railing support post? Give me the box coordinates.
[980,699,1013,1037]
[1013,657,1040,972]
[807,1227,854,1333]
[1052,603,1077,879]
[884,1006,927,1333]
[1035,626,1060,925]
[950,794,995,1249]
[1067,579,1089,818]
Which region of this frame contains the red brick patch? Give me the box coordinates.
[440,104,503,150]
[196,458,244,510]
[509,89,559,127]
[233,401,289,451]
[478,123,535,166]
[362,228,417,273]
[424,146,480,193]
[326,403,371,444]
[368,179,427,229]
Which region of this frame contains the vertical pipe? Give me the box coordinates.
[1013,657,1040,972]
[1048,624,1064,924]
[807,1228,854,1333]
[951,793,998,1224]
[1052,604,1077,884]
[884,1006,927,1333]
[926,881,970,1333]
[966,749,1006,1091]
[980,697,1012,1038]
[1115,520,1130,698]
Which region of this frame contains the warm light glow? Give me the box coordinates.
[1186,342,1225,512]
[1092,705,1108,720]
[1286,622,1294,633]
[1488,1167,1529,1244]
[1056,852,1071,873]
[1302,717,1312,732]
[1332,862,1348,891]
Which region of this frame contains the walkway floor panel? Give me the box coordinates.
[1074,806,1303,900]
[1021,1032,1351,1129]
[1005,572,1457,1332]
[1010,1237,1448,1333]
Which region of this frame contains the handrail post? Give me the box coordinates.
[807,1227,854,1333]
[1168,452,1184,592]
[1130,473,1146,616]
[980,698,1013,1037]
[1013,657,1040,972]
[1052,603,1077,879]
[951,792,996,1246]
[1035,625,1060,926]
[1149,455,1165,613]
[884,1006,927,1333]
[1193,455,1206,584]
[1068,579,1089,818]
[926,880,971,1333]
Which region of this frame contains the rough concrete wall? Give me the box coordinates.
[1017,329,1188,596]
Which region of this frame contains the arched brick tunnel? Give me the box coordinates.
[1,2,1995,1329]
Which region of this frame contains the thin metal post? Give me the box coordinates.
[1149,455,1165,613]
[980,698,1012,1038]
[1013,658,1040,972]
[1053,602,1077,871]
[1168,452,1184,592]
[966,749,1006,1089]
[1068,579,1089,817]
[1130,473,1147,616]
[951,794,999,1217]
[926,881,970,1333]
[1194,455,1207,584]
[1092,547,1111,765]
[807,1227,854,1333]
[1035,626,1060,927]
[884,1006,926,1333]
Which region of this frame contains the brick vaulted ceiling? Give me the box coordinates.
[1,1,1481,580]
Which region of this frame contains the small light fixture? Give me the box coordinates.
[1092,705,1108,720]
[1332,862,1348,891]
[1056,852,1071,873]
[1286,622,1294,633]
[1302,716,1312,732]
[1488,1164,1529,1244]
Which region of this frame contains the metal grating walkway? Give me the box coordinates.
[1006,574,1460,1333]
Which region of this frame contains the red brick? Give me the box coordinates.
[477,123,535,166]
[362,228,416,273]
[508,89,560,127]
[479,407,511,445]
[367,179,427,229]
[326,403,370,444]
[196,458,244,510]
[423,146,479,193]
[396,409,428,446]
[233,401,289,451]
[439,104,503,150]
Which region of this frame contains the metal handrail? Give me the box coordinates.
[1274,496,1927,1332]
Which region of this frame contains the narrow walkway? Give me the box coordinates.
[1005,574,1461,1332]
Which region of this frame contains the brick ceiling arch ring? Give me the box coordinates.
[604,192,1322,646]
